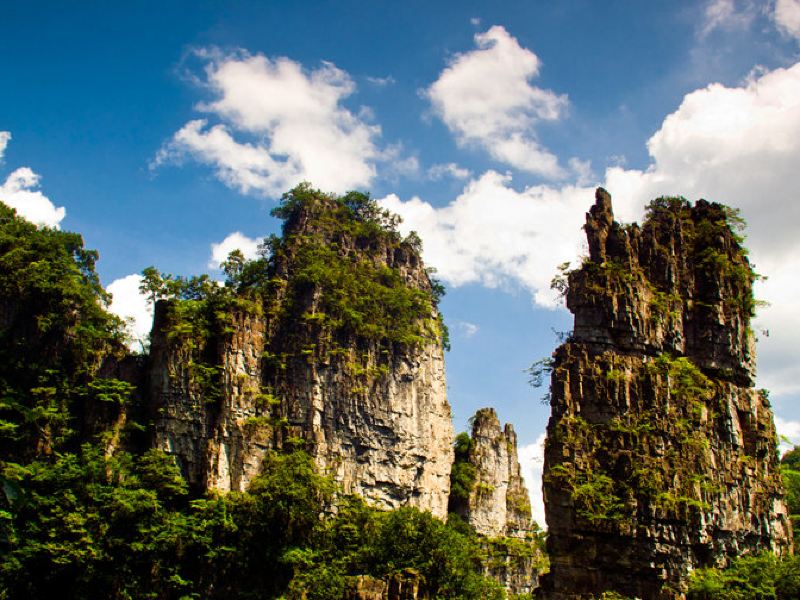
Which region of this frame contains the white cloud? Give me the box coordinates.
[380,171,593,307]
[519,433,546,528]
[776,416,800,455]
[156,50,383,196]
[425,26,568,179]
[388,61,800,401]
[774,0,800,39]
[700,0,755,37]
[0,131,10,160]
[568,157,595,186]
[0,167,66,228]
[454,320,479,338]
[0,133,65,228]
[107,274,153,351]
[209,231,262,269]
[427,162,471,180]
[366,75,395,87]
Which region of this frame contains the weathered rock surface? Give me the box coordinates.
[452,408,532,538]
[149,303,271,493]
[448,408,542,596]
[539,189,792,599]
[343,570,428,600]
[147,191,453,517]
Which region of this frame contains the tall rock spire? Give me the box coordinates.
[539,189,792,599]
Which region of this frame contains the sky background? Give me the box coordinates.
[3,0,800,526]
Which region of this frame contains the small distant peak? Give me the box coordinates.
[591,187,614,223]
[585,188,616,262]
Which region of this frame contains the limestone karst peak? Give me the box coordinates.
[539,189,791,600]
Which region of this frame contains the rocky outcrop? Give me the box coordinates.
[451,408,532,537]
[147,188,453,517]
[539,189,792,599]
[148,302,271,493]
[448,408,542,596]
[344,570,428,600]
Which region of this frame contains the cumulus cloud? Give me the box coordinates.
[774,0,800,39]
[0,134,66,228]
[425,26,568,179]
[519,433,546,528]
[107,274,153,351]
[380,171,594,307]
[209,231,262,269]
[427,162,471,180]
[156,50,383,196]
[388,61,800,399]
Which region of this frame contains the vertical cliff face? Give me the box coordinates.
[147,187,453,517]
[540,189,792,599]
[448,408,542,597]
[450,408,532,538]
[149,302,271,493]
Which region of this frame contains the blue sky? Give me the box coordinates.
[3,0,800,524]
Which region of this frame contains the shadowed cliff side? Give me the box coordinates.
[539,189,792,599]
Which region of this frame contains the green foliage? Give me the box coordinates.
[780,447,800,545]
[448,432,477,511]
[0,203,126,460]
[268,184,445,351]
[570,471,625,523]
[526,357,554,388]
[688,553,800,600]
[0,442,504,599]
[646,354,714,404]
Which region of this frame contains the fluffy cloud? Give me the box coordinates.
[156,50,382,196]
[387,61,800,398]
[427,162,471,180]
[518,433,546,528]
[380,172,594,307]
[774,0,800,38]
[107,274,153,351]
[0,133,66,228]
[425,26,568,179]
[209,231,262,269]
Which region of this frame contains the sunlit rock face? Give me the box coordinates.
[539,189,792,599]
[452,407,532,538]
[147,191,453,519]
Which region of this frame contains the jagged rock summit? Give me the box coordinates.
[146,186,454,518]
[450,407,532,538]
[539,189,792,599]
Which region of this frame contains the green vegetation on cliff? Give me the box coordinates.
[142,184,448,356]
[0,194,499,599]
[2,445,503,599]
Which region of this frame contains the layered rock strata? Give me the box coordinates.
[147,189,454,517]
[449,408,541,596]
[539,189,792,599]
[451,407,532,537]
